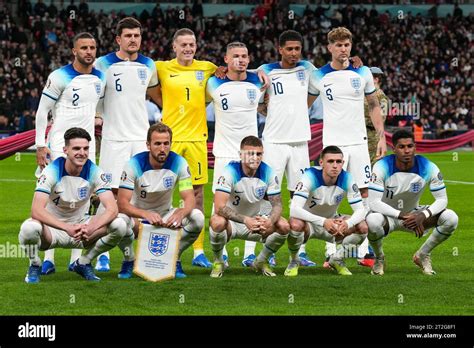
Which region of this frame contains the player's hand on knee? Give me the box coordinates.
[244,216,261,233]
[164,209,185,229]
[65,224,83,241]
[324,218,340,235]
[335,220,349,235]
[142,211,163,227]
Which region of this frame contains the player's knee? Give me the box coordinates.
[366,213,385,239]
[19,219,42,244]
[289,218,305,232]
[210,215,227,232]
[107,217,128,238]
[355,221,369,235]
[276,219,290,235]
[439,209,458,233]
[186,209,204,233]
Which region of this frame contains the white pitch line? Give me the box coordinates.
[444,180,474,185]
[0,179,35,182]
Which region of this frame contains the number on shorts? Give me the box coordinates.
[140,190,147,199]
[232,195,240,206]
[365,165,371,179]
[52,197,60,205]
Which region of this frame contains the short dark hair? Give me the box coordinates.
[392,129,415,146]
[320,145,343,159]
[64,127,91,145]
[72,32,95,46]
[240,136,262,149]
[116,17,142,36]
[173,28,195,42]
[279,30,303,47]
[226,41,247,52]
[147,122,173,143]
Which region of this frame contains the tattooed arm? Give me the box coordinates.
[214,191,260,231]
[366,93,387,160]
[267,194,282,224]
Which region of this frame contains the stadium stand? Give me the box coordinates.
[0,2,472,141]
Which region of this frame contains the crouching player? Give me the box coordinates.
[20,127,129,283]
[209,136,289,277]
[285,146,368,276]
[367,130,458,275]
[116,123,204,279]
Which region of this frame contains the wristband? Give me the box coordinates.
[422,210,431,219]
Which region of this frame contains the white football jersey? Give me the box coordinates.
[35,157,111,223]
[293,167,363,218]
[215,161,280,217]
[95,53,158,141]
[38,64,105,150]
[119,151,191,215]
[259,60,318,143]
[310,63,375,146]
[206,72,263,158]
[369,154,446,213]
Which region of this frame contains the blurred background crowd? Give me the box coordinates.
[0,1,472,141]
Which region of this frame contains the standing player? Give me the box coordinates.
[155,28,218,268]
[243,30,363,267]
[209,136,289,278]
[94,17,160,271]
[155,29,268,268]
[206,42,263,200]
[285,146,368,276]
[20,128,130,283]
[358,66,390,266]
[367,130,458,276]
[116,123,204,279]
[242,30,318,267]
[35,32,106,275]
[310,27,386,268]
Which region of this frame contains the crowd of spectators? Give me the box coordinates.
[0,1,471,140]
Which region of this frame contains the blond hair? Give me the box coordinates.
[328,27,352,44]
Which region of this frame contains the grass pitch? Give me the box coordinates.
[0,151,473,315]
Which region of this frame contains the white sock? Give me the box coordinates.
[298,243,306,254]
[420,209,458,254]
[118,229,135,262]
[334,233,366,260]
[179,227,200,259]
[209,227,227,262]
[19,220,42,266]
[70,249,82,264]
[81,218,127,264]
[325,242,337,258]
[44,248,55,263]
[244,240,257,258]
[288,230,304,261]
[356,238,370,259]
[257,233,287,262]
[366,213,386,257]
